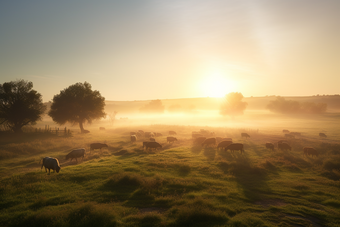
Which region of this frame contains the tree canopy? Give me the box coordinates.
[267,96,327,114]
[0,80,46,133]
[220,92,248,117]
[48,82,106,133]
[139,99,164,113]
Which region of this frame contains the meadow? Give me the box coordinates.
[0,104,340,226]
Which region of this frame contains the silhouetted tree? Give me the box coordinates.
[48,82,106,133]
[107,111,118,126]
[267,96,327,114]
[220,92,248,117]
[0,80,46,133]
[139,99,164,113]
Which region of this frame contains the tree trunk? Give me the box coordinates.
[79,121,85,133]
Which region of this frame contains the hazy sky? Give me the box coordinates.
[0,0,339,102]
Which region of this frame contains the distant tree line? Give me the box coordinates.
[267,96,327,114]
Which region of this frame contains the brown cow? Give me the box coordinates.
[303,147,319,157]
[265,143,275,151]
[169,130,177,135]
[167,137,177,143]
[201,138,216,147]
[131,135,137,143]
[90,143,108,152]
[225,143,244,154]
[66,148,85,162]
[145,142,162,151]
[149,137,156,142]
[278,142,291,151]
[217,140,233,150]
[194,137,206,145]
[41,157,61,173]
[282,129,290,133]
[319,133,327,138]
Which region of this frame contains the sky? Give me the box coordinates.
[0,0,339,102]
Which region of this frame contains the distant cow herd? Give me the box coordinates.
[41,128,328,174]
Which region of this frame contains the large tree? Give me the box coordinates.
[48,82,106,133]
[220,92,248,117]
[0,80,46,133]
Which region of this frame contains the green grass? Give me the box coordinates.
[0,122,340,227]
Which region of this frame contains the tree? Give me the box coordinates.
[107,111,118,126]
[0,79,46,133]
[48,82,106,133]
[220,92,248,117]
[139,99,164,113]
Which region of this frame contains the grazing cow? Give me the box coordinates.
[155,132,163,137]
[41,157,61,173]
[90,143,108,152]
[241,133,250,139]
[143,141,149,149]
[131,135,137,143]
[217,140,233,150]
[149,137,156,142]
[278,140,288,145]
[285,134,295,139]
[167,137,177,143]
[99,127,105,130]
[225,143,244,154]
[66,148,85,162]
[194,137,206,145]
[201,138,216,147]
[145,142,162,151]
[303,147,319,157]
[265,143,275,151]
[282,129,290,133]
[169,130,177,135]
[136,132,142,137]
[319,133,327,138]
[278,142,291,151]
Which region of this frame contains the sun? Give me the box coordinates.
[199,69,235,98]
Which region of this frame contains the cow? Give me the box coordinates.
[241,133,250,139]
[155,132,163,137]
[131,135,137,143]
[303,147,319,157]
[136,132,142,137]
[285,134,295,139]
[66,148,85,162]
[217,137,233,143]
[278,140,288,145]
[169,130,177,135]
[90,143,108,152]
[217,140,233,150]
[194,137,206,145]
[319,133,327,138]
[99,127,105,130]
[278,142,291,151]
[142,141,149,150]
[167,137,177,143]
[41,157,61,173]
[145,142,162,151]
[201,138,216,147]
[265,142,275,151]
[282,129,290,133]
[225,143,244,154]
[149,137,156,142]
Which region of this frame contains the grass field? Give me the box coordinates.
[0,113,340,226]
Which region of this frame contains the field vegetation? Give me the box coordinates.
[0,96,339,226]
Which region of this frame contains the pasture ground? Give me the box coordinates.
[0,122,340,227]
